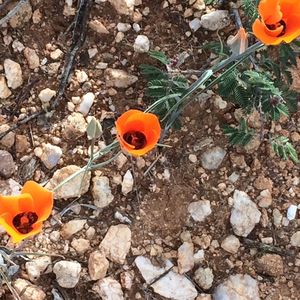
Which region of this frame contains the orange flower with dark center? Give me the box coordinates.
[0,181,53,243]
[116,109,161,156]
[253,0,300,45]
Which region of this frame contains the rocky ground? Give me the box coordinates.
[0,0,300,299]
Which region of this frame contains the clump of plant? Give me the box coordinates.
[139,0,300,162]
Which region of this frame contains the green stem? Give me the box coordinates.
[162,41,264,122]
[52,140,120,192]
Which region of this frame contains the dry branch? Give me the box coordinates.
[0,0,27,27]
[0,0,91,139]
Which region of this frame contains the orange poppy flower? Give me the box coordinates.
[116,109,161,156]
[0,181,53,243]
[253,0,300,45]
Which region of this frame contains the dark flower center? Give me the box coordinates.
[123,131,147,150]
[13,212,38,234]
[266,20,286,37]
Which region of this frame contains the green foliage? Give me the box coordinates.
[272,136,299,163]
[202,41,230,57]
[148,51,169,65]
[219,68,290,120]
[140,51,188,117]
[223,118,254,146]
[204,0,217,5]
[242,0,259,24]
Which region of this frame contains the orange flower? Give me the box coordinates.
[0,181,53,243]
[253,0,300,45]
[116,109,161,156]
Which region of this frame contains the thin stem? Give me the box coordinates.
[52,140,119,192]
[161,41,264,122]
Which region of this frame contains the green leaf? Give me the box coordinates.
[271,136,299,163]
[148,51,170,65]
[223,118,254,146]
[86,117,102,140]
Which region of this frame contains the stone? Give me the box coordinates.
[201,146,226,170]
[287,204,297,220]
[115,32,125,43]
[117,22,131,32]
[13,279,46,300]
[135,256,197,300]
[89,20,109,34]
[93,277,124,300]
[120,271,134,289]
[25,256,52,281]
[61,219,87,239]
[99,224,131,264]
[46,165,91,199]
[32,8,42,24]
[9,0,32,28]
[15,135,29,153]
[194,267,214,290]
[178,242,194,274]
[196,295,212,300]
[71,238,90,254]
[189,18,201,32]
[193,0,206,10]
[133,35,150,53]
[0,75,11,99]
[213,274,260,300]
[104,68,138,88]
[255,254,284,276]
[108,0,135,15]
[88,251,109,280]
[0,124,15,148]
[4,59,23,89]
[189,154,197,163]
[194,249,205,264]
[121,170,134,195]
[0,150,15,178]
[0,179,21,195]
[78,92,95,116]
[254,175,273,191]
[92,176,114,208]
[50,49,63,60]
[291,231,300,247]
[257,189,272,208]
[76,70,89,83]
[24,47,40,69]
[272,208,282,228]
[221,235,240,254]
[230,190,261,237]
[38,88,56,103]
[188,200,212,222]
[200,10,230,31]
[53,261,81,288]
[62,112,87,139]
[39,143,62,169]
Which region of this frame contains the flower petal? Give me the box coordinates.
[0,194,32,217]
[258,0,282,24]
[0,213,42,243]
[21,181,53,221]
[252,19,283,45]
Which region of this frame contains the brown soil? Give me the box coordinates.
[0,0,299,299]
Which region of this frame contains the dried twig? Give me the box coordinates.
[0,111,43,140]
[0,0,27,27]
[52,0,91,109]
[243,238,294,256]
[0,0,91,139]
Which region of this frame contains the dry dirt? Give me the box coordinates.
[0,0,300,299]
